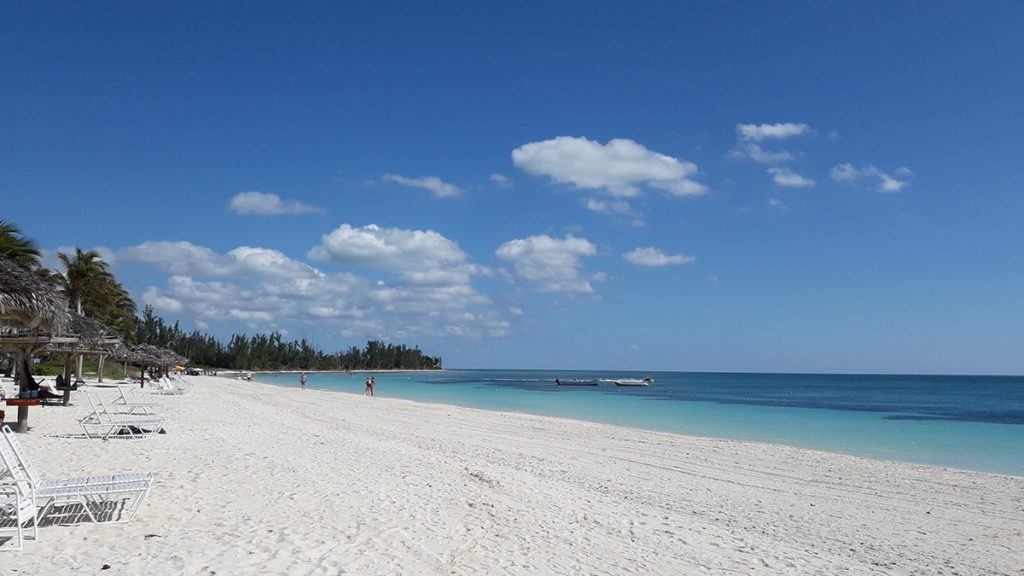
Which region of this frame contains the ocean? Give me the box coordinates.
[254,369,1024,476]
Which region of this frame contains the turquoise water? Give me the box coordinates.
[255,370,1024,476]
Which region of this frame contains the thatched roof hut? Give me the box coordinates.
[0,258,71,332]
[113,343,186,372]
[63,313,120,350]
[112,343,165,366]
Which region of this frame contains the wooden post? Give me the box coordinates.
[16,404,30,433]
[63,355,73,386]
[12,351,24,389]
[97,354,105,383]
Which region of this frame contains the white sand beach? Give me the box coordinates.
[3,375,1023,575]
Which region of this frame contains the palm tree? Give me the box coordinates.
[57,248,113,315]
[0,219,41,270]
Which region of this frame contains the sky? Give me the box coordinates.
[3,2,1023,374]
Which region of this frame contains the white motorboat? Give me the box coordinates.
[613,376,653,387]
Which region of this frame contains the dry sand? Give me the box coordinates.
[3,375,1022,575]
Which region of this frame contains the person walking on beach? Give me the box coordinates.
[300,371,308,391]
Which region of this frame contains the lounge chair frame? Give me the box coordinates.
[0,426,152,525]
[0,478,36,550]
[80,394,165,440]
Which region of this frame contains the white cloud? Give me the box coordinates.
[383,174,461,198]
[622,247,695,267]
[767,167,815,188]
[119,241,323,280]
[768,197,789,210]
[737,123,811,142]
[489,173,512,189]
[730,123,811,165]
[129,237,499,341]
[831,163,910,193]
[309,224,467,273]
[583,197,635,216]
[730,143,795,165]
[141,286,183,313]
[511,136,706,198]
[495,234,597,293]
[228,191,323,216]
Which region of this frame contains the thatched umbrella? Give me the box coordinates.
[41,313,122,404]
[0,260,76,431]
[0,258,75,398]
[112,343,185,388]
[0,258,71,333]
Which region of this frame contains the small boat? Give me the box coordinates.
[614,376,654,387]
[554,378,600,386]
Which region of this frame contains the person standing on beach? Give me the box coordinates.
[370,376,375,397]
[300,371,308,391]
[364,376,373,396]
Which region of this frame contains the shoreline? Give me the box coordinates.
[5,374,1022,573]
[250,371,1024,479]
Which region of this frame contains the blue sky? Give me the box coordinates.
[3,2,1023,374]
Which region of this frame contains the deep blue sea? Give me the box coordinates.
[254,370,1024,476]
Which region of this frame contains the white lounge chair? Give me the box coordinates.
[166,374,193,393]
[151,376,189,396]
[0,426,151,525]
[112,385,160,415]
[80,394,165,440]
[0,478,36,550]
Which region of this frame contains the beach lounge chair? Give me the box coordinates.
[112,385,160,415]
[168,374,193,391]
[80,394,165,440]
[0,425,152,525]
[0,478,36,550]
[151,376,189,396]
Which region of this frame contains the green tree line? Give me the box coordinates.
[135,305,441,370]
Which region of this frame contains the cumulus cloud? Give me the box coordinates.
[583,198,634,216]
[767,167,815,188]
[583,198,645,227]
[489,173,512,189]
[309,224,469,274]
[228,191,323,215]
[737,123,811,142]
[495,234,597,293]
[730,122,812,165]
[730,143,794,165]
[128,235,500,340]
[119,241,323,280]
[831,163,910,193]
[512,136,706,198]
[622,247,695,267]
[383,174,461,198]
